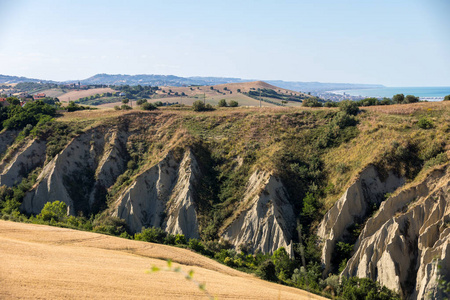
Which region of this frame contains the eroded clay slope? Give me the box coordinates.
[342,165,450,299]
[0,139,46,186]
[317,165,404,274]
[221,171,295,256]
[22,127,128,215]
[113,150,200,238]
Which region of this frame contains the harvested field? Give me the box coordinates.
[57,88,117,103]
[0,221,326,299]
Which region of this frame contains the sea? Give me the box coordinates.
[331,87,450,101]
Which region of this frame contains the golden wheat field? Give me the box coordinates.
[0,220,326,299]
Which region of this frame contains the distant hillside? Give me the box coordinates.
[0,73,384,93]
[77,74,384,92]
[0,74,54,84]
[75,74,251,87]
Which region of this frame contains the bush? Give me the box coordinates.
[188,238,205,253]
[229,100,238,107]
[417,117,433,129]
[134,227,167,243]
[141,102,157,111]
[339,100,359,115]
[154,101,163,107]
[175,234,187,245]
[324,101,338,107]
[93,215,128,236]
[218,99,227,107]
[136,99,147,105]
[342,277,400,300]
[392,94,405,104]
[121,104,132,110]
[256,260,277,282]
[38,201,67,222]
[114,106,121,110]
[192,100,206,111]
[67,101,88,112]
[302,98,322,107]
[332,111,357,128]
[405,95,419,103]
[444,95,450,101]
[192,100,214,111]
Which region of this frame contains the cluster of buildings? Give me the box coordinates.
[0,92,47,107]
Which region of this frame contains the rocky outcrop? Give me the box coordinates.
[113,150,200,238]
[0,139,46,186]
[221,171,295,256]
[22,127,128,215]
[317,165,404,274]
[342,165,450,299]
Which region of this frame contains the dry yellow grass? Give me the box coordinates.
[57,87,117,103]
[0,220,326,300]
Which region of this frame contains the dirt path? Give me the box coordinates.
[0,221,326,299]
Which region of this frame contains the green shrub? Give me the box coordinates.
[218,99,227,107]
[424,152,448,169]
[38,201,67,222]
[134,227,167,243]
[392,94,405,104]
[417,117,433,129]
[257,260,278,282]
[141,102,157,111]
[339,100,359,115]
[192,100,206,111]
[154,101,163,107]
[164,233,176,245]
[188,238,205,253]
[342,277,400,300]
[92,215,128,236]
[136,99,147,105]
[405,95,419,103]
[229,100,238,107]
[444,95,450,101]
[121,104,132,110]
[302,98,322,107]
[175,234,187,245]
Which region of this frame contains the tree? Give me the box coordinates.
[141,102,157,110]
[122,98,130,105]
[392,94,405,104]
[136,99,147,105]
[218,99,227,107]
[229,100,238,107]
[192,100,206,111]
[39,201,67,222]
[257,260,277,282]
[339,100,359,115]
[302,98,322,107]
[405,95,419,103]
[444,95,450,101]
[6,97,20,105]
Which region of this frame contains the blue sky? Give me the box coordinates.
[0,0,449,86]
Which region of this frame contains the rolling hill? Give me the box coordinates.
[0,220,325,300]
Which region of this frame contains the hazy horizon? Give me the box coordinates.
[0,0,449,86]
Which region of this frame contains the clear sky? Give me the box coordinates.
[0,0,449,86]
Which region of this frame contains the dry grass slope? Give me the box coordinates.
[0,220,326,299]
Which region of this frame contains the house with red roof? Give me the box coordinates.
[0,98,9,107]
[34,93,46,100]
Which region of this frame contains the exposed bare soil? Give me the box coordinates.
[0,221,326,299]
